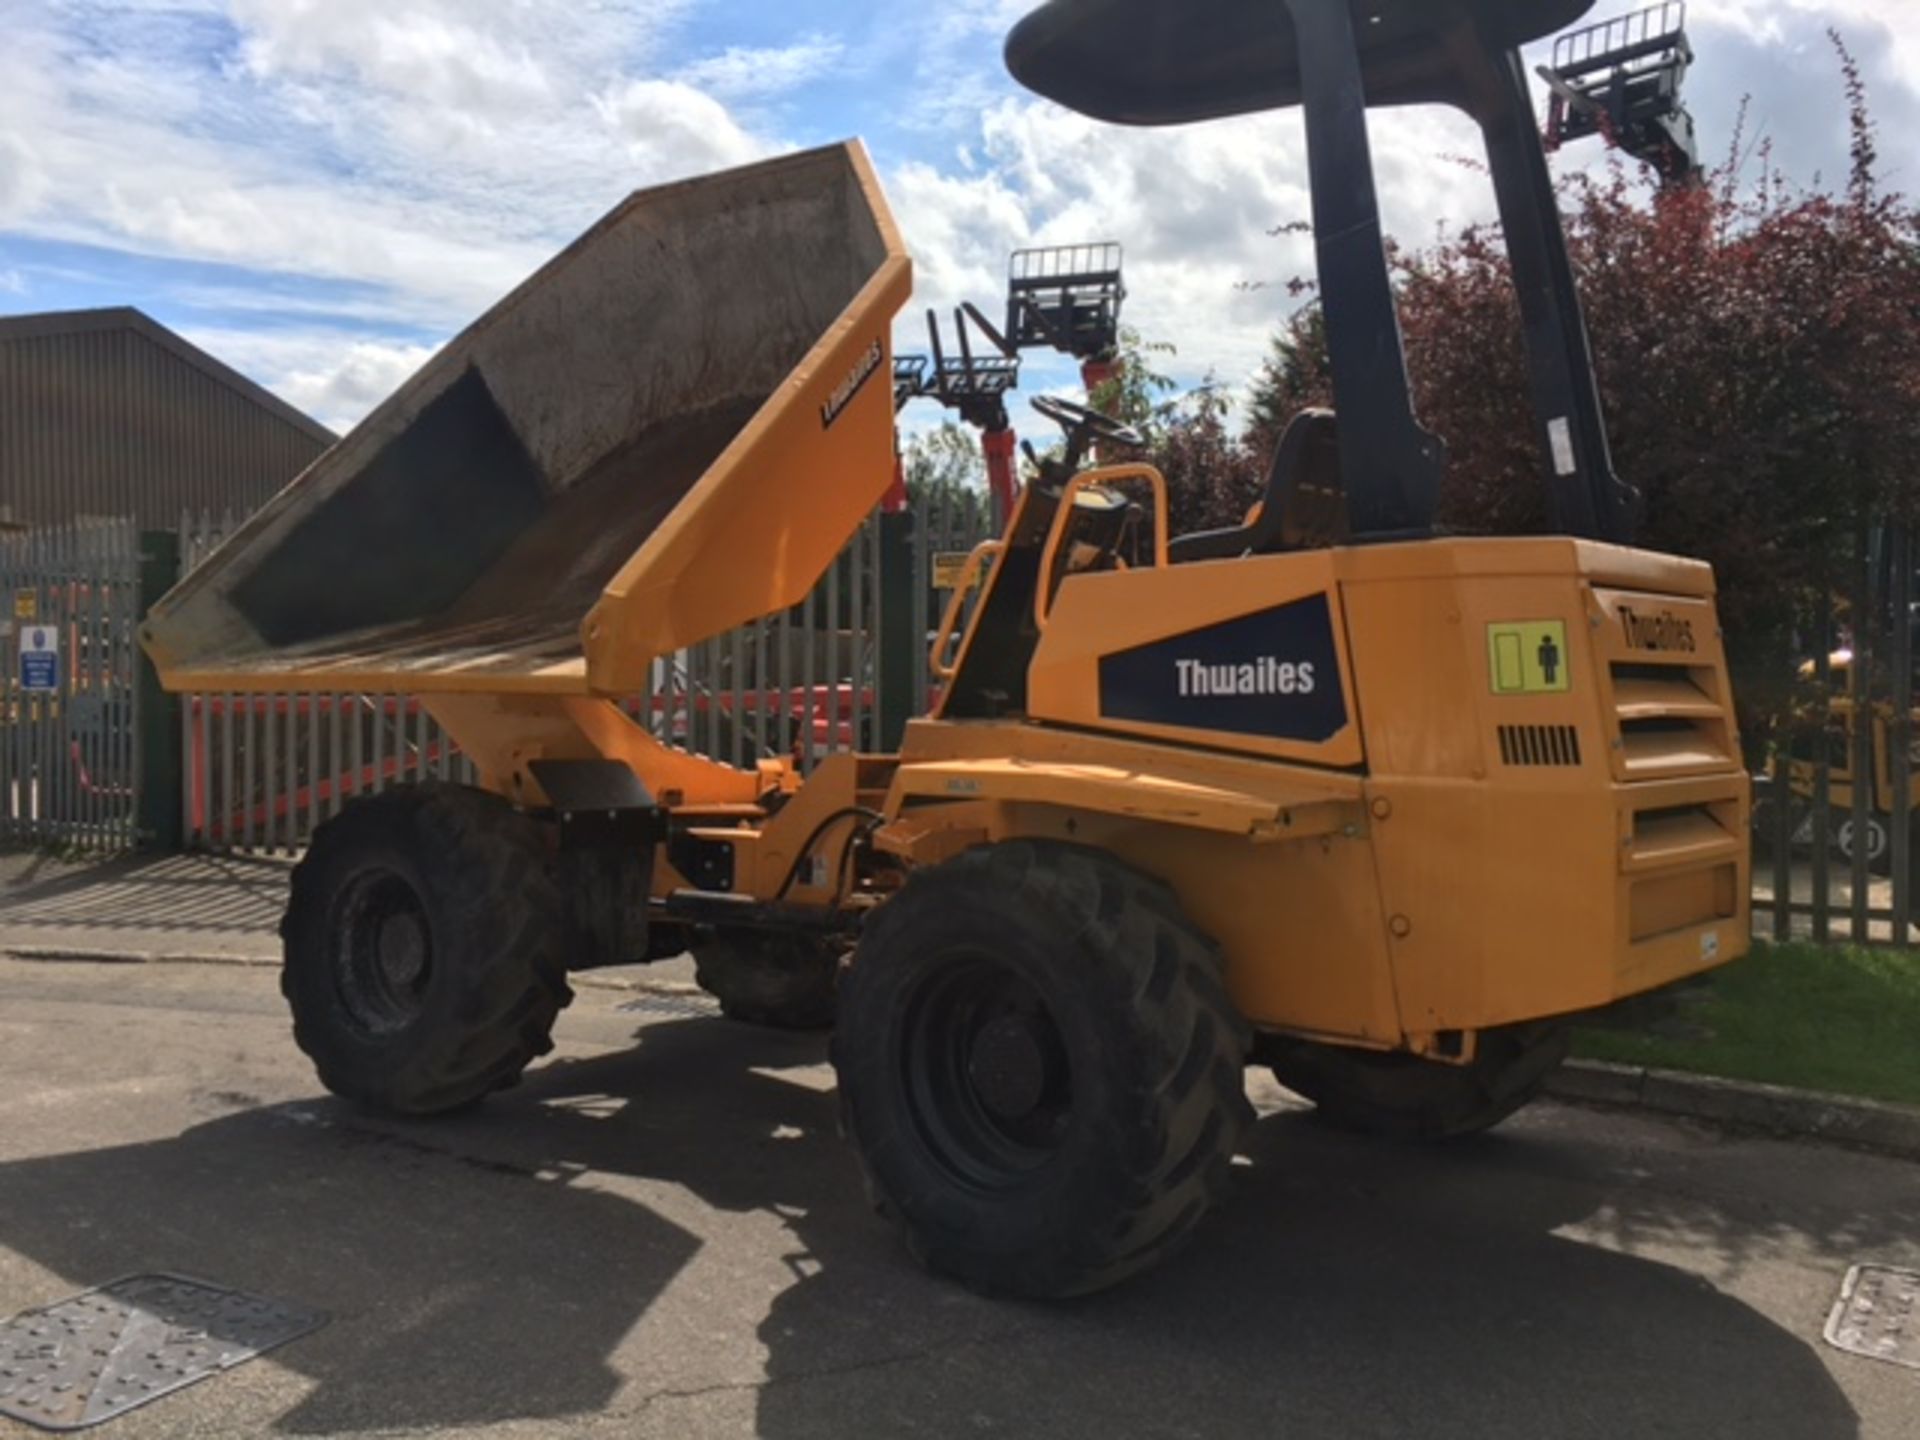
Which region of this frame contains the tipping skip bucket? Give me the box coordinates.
[142,141,912,696]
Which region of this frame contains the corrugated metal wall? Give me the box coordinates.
[0,311,332,530]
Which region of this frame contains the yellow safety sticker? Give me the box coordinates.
[13,589,35,622]
[1487,620,1571,695]
[932,552,976,591]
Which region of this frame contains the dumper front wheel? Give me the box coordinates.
[833,842,1251,1298]
[281,784,572,1115]
[693,931,841,1030]
[1263,1023,1570,1141]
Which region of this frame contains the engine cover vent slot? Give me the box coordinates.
[1498,724,1582,768]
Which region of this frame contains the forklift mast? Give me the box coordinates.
[1541,3,1704,189]
[1006,0,1636,546]
[1007,242,1129,392]
[910,302,1025,523]
[898,246,1130,526]
[921,303,1022,432]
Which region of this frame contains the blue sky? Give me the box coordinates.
[2,0,1915,438]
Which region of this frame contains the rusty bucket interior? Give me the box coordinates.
[143,141,912,696]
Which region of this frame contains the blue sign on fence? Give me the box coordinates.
[19,625,59,692]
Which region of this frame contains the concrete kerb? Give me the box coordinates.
[3,946,269,968]
[1548,1059,1920,1162]
[0,943,704,997]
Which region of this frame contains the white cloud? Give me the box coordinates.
[885,0,1920,403]
[232,1,551,113]
[0,2,816,429]
[0,268,26,296]
[889,95,1491,394]
[182,326,437,432]
[0,132,46,225]
[1693,0,1920,90]
[5,0,1917,439]
[164,281,449,331]
[1,0,781,335]
[595,79,766,174]
[676,37,843,99]
[226,0,698,107]
[892,2,1045,132]
[1682,3,1920,192]
[277,338,439,432]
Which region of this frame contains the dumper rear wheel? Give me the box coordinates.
[693,931,841,1030]
[281,784,572,1115]
[833,841,1251,1298]
[1263,1023,1570,1140]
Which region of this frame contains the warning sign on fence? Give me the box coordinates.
[932,552,977,591]
[19,625,59,692]
[12,589,35,622]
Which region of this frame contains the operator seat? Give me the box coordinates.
[1168,408,1349,562]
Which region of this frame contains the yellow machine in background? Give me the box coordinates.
[1766,648,1920,882]
[143,0,1748,1299]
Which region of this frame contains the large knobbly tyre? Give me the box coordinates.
[281,783,572,1115]
[693,931,841,1030]
[1264,1022,1571,1141]
[833,841,1252,1299]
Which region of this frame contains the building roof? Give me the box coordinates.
[0,306,336,446]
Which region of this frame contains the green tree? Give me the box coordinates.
[1087,327,1178,439]
[902,420,995,535]
[903,421,984,499]
[1246,308,1328,453]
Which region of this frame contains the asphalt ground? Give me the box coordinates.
[0,850,287,964]
[1,957,1916,1439]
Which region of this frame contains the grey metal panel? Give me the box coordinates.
[0,517,141,850]
[0,1272,326,1431]
[0,309,332,531]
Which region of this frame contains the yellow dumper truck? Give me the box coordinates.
[143,0,1748,1297]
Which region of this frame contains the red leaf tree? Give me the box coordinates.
[1184,37,1920,735]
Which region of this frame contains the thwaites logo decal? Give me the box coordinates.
[1617,604,1698,654]
[821,340,884,429]
[1098,594,1348,743]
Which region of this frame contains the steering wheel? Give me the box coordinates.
[1030,394,1147,453]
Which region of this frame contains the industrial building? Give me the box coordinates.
[0,307,333,530]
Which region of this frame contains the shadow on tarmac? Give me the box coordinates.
[0,849,288,943]
[0,1014,1877,1438]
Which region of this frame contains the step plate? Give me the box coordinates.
[1824,1264,1920,1371]
[0,1274,326,1432]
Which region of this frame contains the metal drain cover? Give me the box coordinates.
[0,1274,326,1432]
[1825,1264,1920,1371]
[618,990,720,1019]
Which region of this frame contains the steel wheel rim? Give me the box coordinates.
[898,952,1074,1191]
[332,868,434,1037]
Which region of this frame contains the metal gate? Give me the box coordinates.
[0,518,143,850]
[909,482,998,705]
[176,508,928,854]
[1753,523,1920,945]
